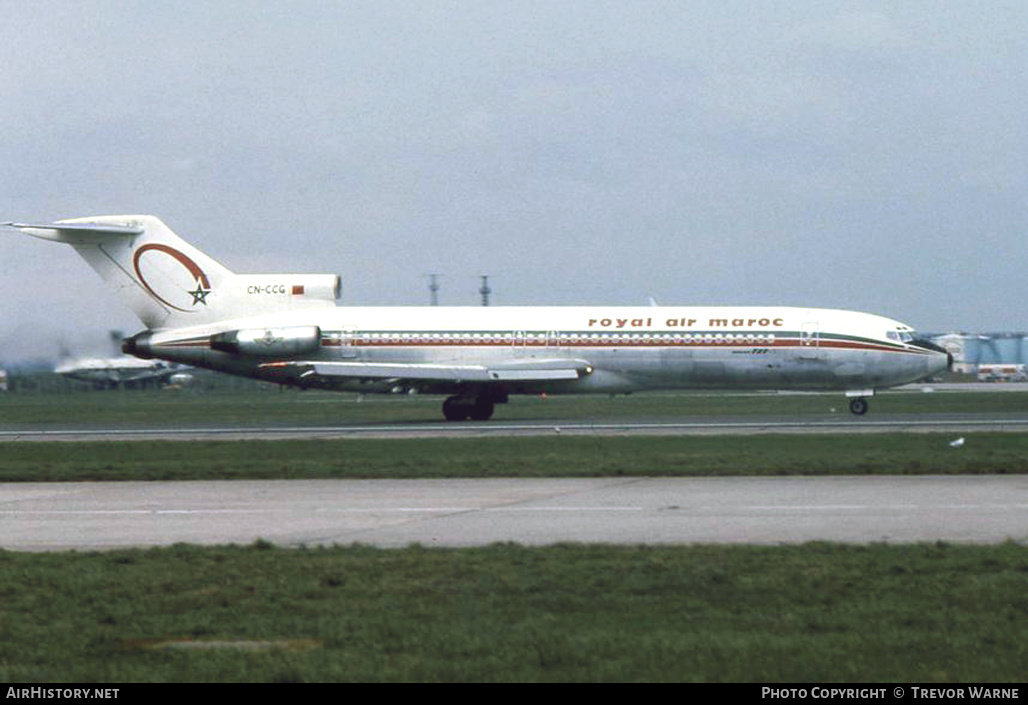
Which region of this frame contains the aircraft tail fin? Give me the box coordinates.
[6,215,340,330]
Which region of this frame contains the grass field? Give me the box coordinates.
[1,388,1026,682]
[1,542,1025,683]
[1,432,1028,482]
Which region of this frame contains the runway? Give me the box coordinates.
[5,412,1028,441]
[2,476,1025,551]
[3,389,1026,551]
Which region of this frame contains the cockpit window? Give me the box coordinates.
[887,330,915,342]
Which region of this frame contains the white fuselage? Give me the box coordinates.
[132,304,949,397]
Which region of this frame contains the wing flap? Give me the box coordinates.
[261,359,592,384]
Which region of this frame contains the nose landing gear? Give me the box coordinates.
[848,397,869,415]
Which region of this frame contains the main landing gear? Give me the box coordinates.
[443,395,495,421]
[848,398,869,415]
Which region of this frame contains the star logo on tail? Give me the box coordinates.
[188,280,211,306]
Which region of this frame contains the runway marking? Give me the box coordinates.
[747,504,1028,511]
[2,506,648,515]
[747,504,920,511]
[6,504,1025,516]
[5,416,1028,440]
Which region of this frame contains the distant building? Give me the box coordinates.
[932,334,976,374]
[0,369,7,392]
[931,332,1028,379]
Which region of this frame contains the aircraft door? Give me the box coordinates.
[513,330,528,357]
[799,322,824,360]
[339,326,359,359]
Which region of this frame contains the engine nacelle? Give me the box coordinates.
[210,326,322,357]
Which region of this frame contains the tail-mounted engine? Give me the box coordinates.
[210,326,322,357]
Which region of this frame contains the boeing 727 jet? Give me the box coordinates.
[55,330,191,389]
[5,216,951,420]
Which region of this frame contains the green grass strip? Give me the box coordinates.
[1,433,1027,482]
[0,542,1024,682]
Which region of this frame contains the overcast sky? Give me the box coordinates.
[3,1,1027,361]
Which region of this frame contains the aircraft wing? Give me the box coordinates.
[260,358,593,384]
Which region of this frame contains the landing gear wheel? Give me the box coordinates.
[849,398,869,416]
[442,395,496,421]
[469,399,495,421]
[443,396,470,421]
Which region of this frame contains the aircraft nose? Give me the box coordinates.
[911,338,952,375]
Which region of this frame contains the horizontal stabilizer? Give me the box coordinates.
[5,220,145,243]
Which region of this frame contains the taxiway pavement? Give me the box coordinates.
[2,476,1024,551]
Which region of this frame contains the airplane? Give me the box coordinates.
[55,331,193,389]
[56,353,186,389]
[5,215,951,420]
